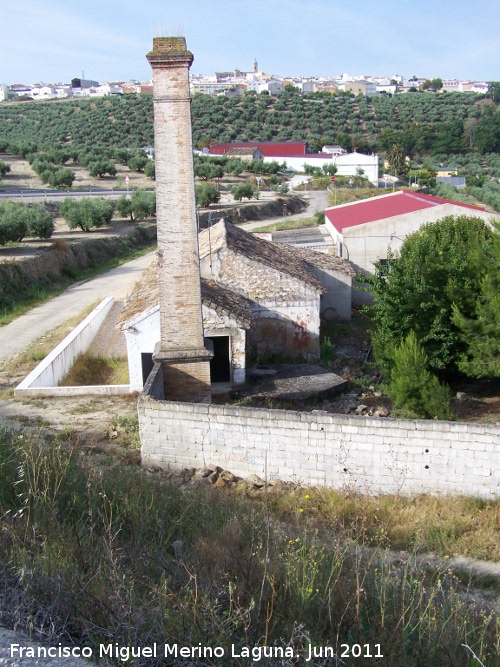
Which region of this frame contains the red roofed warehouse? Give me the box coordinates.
[324,190,500,305]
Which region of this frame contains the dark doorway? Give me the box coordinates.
[141,352,154,386]
[207,336,230,382]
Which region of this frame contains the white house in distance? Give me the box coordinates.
[265,151,379,185]
[209,141,379,185]
[324,190,500,304]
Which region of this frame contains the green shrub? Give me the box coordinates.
[388,331,454,420]
[116,191,156,221]
[48,167,75,188]
[25,205,55,239]
[320,337,335,361]
[60,197,114,231]
[0,159,10,177]
[87,159,117,178]
[127,152,148,172]
[0,202,28,244]
[195,182,220,207]
[144,159,155,179]
[231,182,256,201]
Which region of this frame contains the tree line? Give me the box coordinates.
[0,192,156,244]
[0,90,495,160]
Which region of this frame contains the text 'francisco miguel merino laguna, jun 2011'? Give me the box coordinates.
[10,642,384,662]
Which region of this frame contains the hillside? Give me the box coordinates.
[0,90,488,155]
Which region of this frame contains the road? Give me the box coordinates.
[239,190,330,232]
[0,188,151,202]
[0,251,156,367]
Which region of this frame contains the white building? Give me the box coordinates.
[30,85,57,99]
[264,151,379,186]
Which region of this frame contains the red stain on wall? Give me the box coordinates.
[292,314,311,349]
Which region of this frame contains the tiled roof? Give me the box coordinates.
[198,220,324,290]
[291,247,355,276]
[224,147,261,156]
[121,260,253,328]
[209,141,307,156]
[325,190,485,233]
[201,279,253,326]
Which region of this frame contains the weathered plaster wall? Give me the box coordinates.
[202,306,246,384]
[201,249,321,357]
[139,380,500,498]
[124,305,246,391]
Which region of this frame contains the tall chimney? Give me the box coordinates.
[147,37,212,402]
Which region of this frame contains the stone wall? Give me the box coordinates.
[139,369,500,498]
[201,248,321,357]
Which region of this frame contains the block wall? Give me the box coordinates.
[139,375,500,498]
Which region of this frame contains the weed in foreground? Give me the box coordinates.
[0,426,498,666]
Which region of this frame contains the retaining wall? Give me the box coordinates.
[15,297,130,397]
[139,366,500,497]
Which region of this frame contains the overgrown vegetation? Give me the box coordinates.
[0,201,54,244]
[115,190,156,221]
[0,91,494,162]
[387,331,454,420]
[0,426,499,666]
[369,216,496,375]
[59,197,114,231]
[60,353,129,386]
[0,231,156,324]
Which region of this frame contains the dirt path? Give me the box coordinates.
[239,190,330,231]
[0,251,156,368]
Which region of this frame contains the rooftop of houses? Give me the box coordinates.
[209,141,308,157]
[223,146,262,156]
[199,220,353,286]
[325,190,485,233]
[121,261,253,329]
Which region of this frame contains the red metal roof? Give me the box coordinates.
[325,190,485,233]
[209,141,308,157]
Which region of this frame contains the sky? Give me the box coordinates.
[1,0,500,85]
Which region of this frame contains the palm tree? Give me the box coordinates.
[385,144,406,179]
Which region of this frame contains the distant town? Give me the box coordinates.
[0,59,492,102]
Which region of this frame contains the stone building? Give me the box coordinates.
[123,220,353,391]
[199,220,353,359]
[121,263,252,392]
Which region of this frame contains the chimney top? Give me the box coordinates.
[147,37,193,67]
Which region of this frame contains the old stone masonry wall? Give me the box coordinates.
[139,389,500,499]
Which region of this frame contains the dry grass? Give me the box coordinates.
[3,303,99,377]
[59,353,129,386]
[0,427,498,666]
[0,156,44,189]
[265,487,500,562]
[328,186,397,207]
[251,215,320,233]
[1,156,155,192]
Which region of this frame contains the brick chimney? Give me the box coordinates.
[147,37,212,402]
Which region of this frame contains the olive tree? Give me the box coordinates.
[60,198,114,232]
